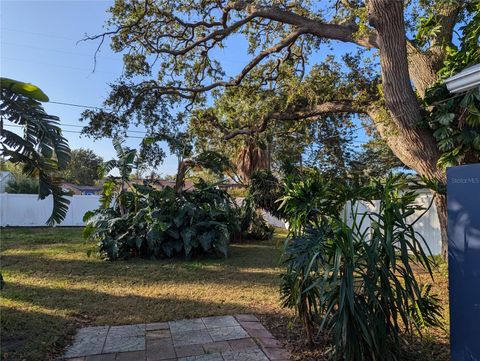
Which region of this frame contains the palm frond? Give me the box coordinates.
[1,79,71,225]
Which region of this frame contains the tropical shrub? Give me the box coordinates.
[85,137,249,260]
[278,170,352,236]
[237,195,274,241]
[280,175,442,361]
[248,169,285,219]
[5,177,39,194]
[84,180,239,260]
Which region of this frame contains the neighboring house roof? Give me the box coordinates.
[150,179,242,191]
[73,185,103,192]
[62,183,102,194]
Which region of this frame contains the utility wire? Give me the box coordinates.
[49,101,109,111]
[53,122,148,134]
[4,92,387,144]
[1,27,78,41]
[2,123,374,145]
[0,40,119,60]
[2,124,146,140]
[0,56,118,75]
[36,99,383,142]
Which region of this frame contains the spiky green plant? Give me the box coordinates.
[281,175,443,361]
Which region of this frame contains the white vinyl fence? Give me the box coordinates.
[0,193,101,227]
[344,192,441,255]
[0,191,442,255]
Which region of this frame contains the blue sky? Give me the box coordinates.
[1,0,368,176]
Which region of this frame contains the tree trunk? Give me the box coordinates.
[367,0,448,258]
[367,0,444,179]
[434,193,448,260]
[368,110,449,258]
[406,42,438,98]
[175,161,187,193]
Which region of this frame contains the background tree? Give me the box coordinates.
[5,178,39,194]
[1,78,70,225]
[82,0,480,257]
[145,132,233,192]
[189,78,357,181]
[349,136,408,179]
[64,148,103,185]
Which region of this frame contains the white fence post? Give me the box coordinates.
[0,193,7,226]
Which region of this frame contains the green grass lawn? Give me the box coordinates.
[0,227,288,361]
[0,227,451,361]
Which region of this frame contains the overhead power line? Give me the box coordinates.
[0,40,119,61]
[3,93,386,144]
[40,99,381,142]
[49,100,109,111]
[56,122,148,134]
[1,27,78,41]
[2,124,146,140]
[0,56,118,75]
[1,123,374,145]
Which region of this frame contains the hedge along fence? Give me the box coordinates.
[0,191,441,255]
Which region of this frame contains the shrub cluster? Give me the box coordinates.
[238,195,274,241]
[84,179,274,260]
[5,177,39,194]
[84,181,239,260]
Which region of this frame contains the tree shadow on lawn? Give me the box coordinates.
[2,254,280,287]
[1,306,76,361]
[1,244,284,288]
[2,281,281,361]
[1,234,289,360]
[2,281,272,322]
[2,264,450,361]
[2,228,451,356]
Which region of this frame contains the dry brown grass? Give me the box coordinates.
[1,227,288,360]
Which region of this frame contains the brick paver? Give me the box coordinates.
[63,315,289,361]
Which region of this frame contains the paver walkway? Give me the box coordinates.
[63,315,290,361]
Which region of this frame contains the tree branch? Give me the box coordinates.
[155,29,306,98]
[223,100,362,140]
[247,5,378,48]
[87,1,378,100]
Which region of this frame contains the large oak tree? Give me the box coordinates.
[83,0,480,258]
